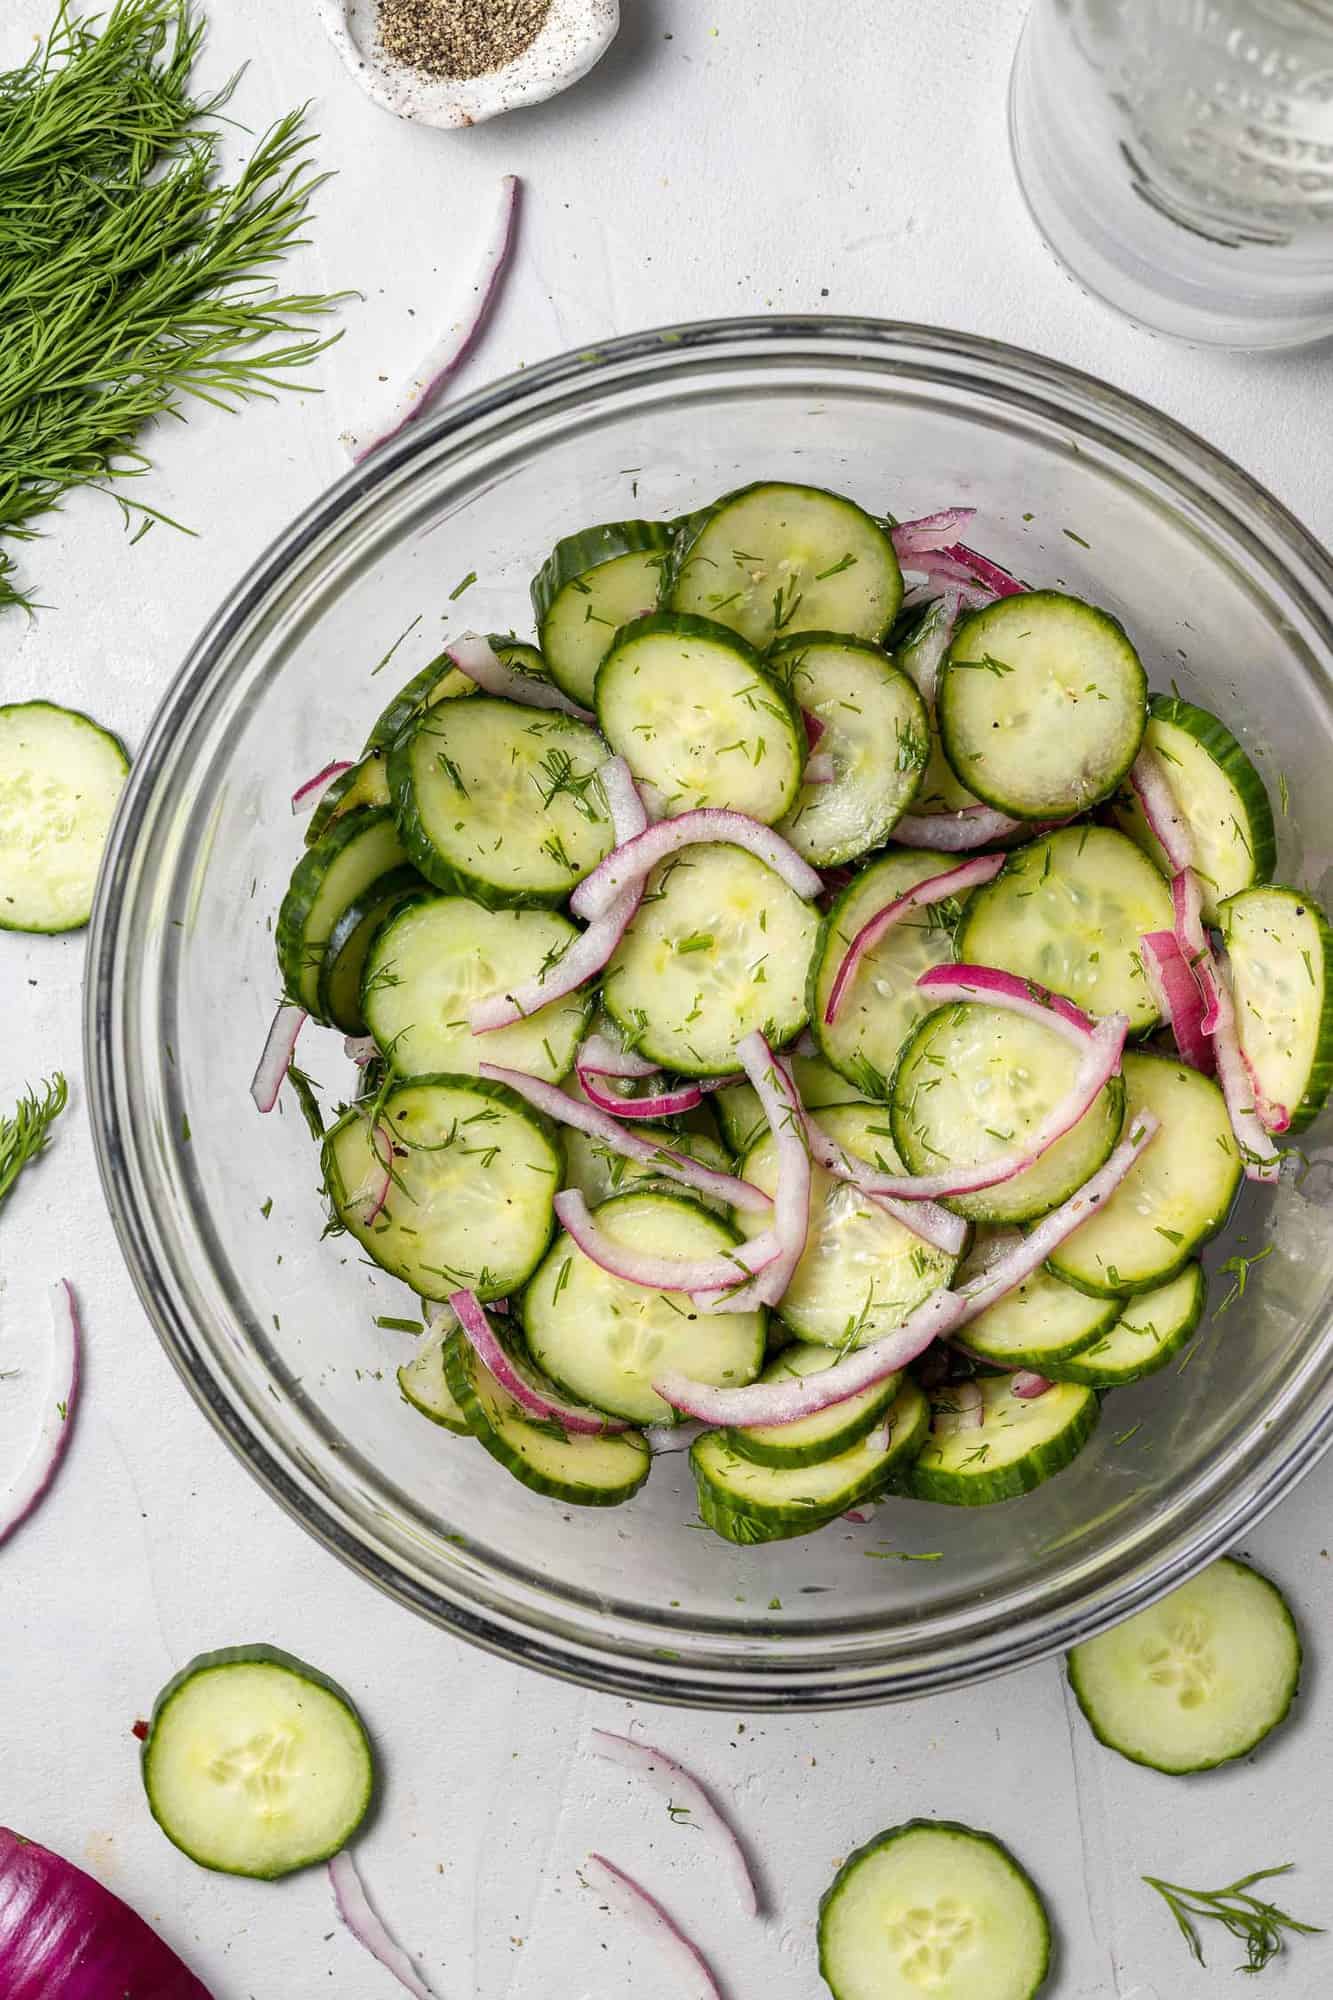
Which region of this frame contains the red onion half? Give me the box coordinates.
[0,1826,211,1999]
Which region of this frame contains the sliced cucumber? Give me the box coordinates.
[692,1380,928,1543]
[768,633,929,864]
[889,1001,1125,1225]
[937,592,1146,819]
[955,825,1172,1034]
[522,1191,766,1425]
[142,1646,374,1879]
[388,699,613,908]
[531,520,674,706]
[0,699,129,933]
[276,807,408,1018]
[323,1074,559,1301]
[818,1819,1051,2000]
[1113,694,1275,920]
[362,893,590,1081]
[595,612,805,823]
[1220,884,1333,1134]
[1043,1263,1205,1387]
[444,1330,651,1506]
[736,1105,958,1347]
[366,650,475,751]
[668,481,903,651]
[897,598,984,818]
[908,1374,1099,1505]
[398,1324,472,1434]
[1068,1556,1301,1774]
[561,1115,734,1215]
[958,1243,1121,1369]
[1047,1052,1240,1296]
[726,1343,903,1468]
[602,841,820,1075]
[305,749,391,846]
[714,1052,868,1158]
[810,849,965,1098]
[316,863,421,1037]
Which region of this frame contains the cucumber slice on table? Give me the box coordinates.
[388,699,613,908]
[1112,693,1275,920]
[1043,1263,1205,1387]
[937,591,1146,819]
[0,700,129,933]
[595,611,805,822]
[305,748,391,846]
[532,520,674,706]
[522,1190,766,1424]
[1220,884,1333,1134]
[714,1051,867,1157]
[767,632,929,864]
[907,1375,1099,1505]
[955,825,1172,1034]
[1047,1052,1240,1296]
[810,849,967,1099]
[323,1074,560,1300]
[889,1001,1126,1225]
[958,1243,1122,1370]
[142,1646,374,1878]
[692,1379,928,1543]
[667,481,903,650]
[398,1324,472,1434]
[602,841,820,1075]
[316,863,421,1036]
[725,1343,904,1468]
[561,1118,734,1215]
[1068,1556,1300,1774]
[818,1819,1051,2000]
[362,893,591,1080]
[736,1104,958,1346]
[444,1331,651,1506]
[276,807,408,1019]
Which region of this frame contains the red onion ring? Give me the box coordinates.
[916,962,1097,1048]
[291,759,352,816]
[569,808,822,922]
[590,1732,760,1917]
[445,631,595,722]
[0,1280,82,1549]
[250,1003,306,1113]
[891,508,978,555]
[803,1118,967,1255]
[352,1122,395,1227]
[937,542,1025,598]
[583,1854,722,2000]
[554,1188,779,1294]
[932,1376,984,1434]
[823,855,1005,1025]
[575,1031,659,1080]
[328,1850,435,1999]
[450,1289,628,1432]
[693,1033,811,1313]
[1208,957,1282,1177]
[804,752,836,785]
[1140,930,1213,1071]
[344,1033,378,1067]
[1171,868,1221,1033]
[1012,1370,1053,1399]
[1130,747,1196,874]
[575,1066,703,1120]
[802,707,827,749]
[889,804,1028,850]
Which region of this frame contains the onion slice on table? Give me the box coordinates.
[450,1289,627,1432]
[693,1033,811,1314]
[574,1065,702,1120]
[0,1281,82,1550]
[803,1119,967,1256]
[590,1731,760,1917]
[584,1854,723,2000]
[554,1189,779,1293]
[328,1850,436,2000]
[445,631,595,722]
[889,804,1027,850]
[569,809,822,922]
[1140,930,1213,1072]
[1130,747,1195,873]
[250,1003,306,1113]
[823,854,1005,1025]
[574,1031,659,1080]
[915,962,1097,1049]
[290,759,352,815]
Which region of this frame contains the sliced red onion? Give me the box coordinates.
[693,1034,810,1313]
[250,1003,306,1113]
[1208,958,1282,1178]
[477,1064,773,1214]
[328,1850,435,2000]
[891,507,978,555]
[575,1066,703,1120]
[802,707,826,750]
[890,805,1027,850]
[348,1121,393,1226]
[291,759,352,815]
[584,1854,722,2000]
[823,855,1005,1025]
[938,542,1025,598]
[916,962,1097,1049]
[1242,1050,1290,1135]
[344,1033,379,1067]
[1171,868,1220,1033]
[1012,1370,1053,1399]
[956,1112,1162,1322]
[932,1376,984,1434]
[805,752,836,785]
[842,1507,872,1523]
[1130,748,1195,873]
[804,1118,966,1254]
[576,1031,659,1080]
[347,174,519,464]
[590,1732,760,1917]
[0,1281,82,1549]
[450,1289,628,1433]
[900,547,998,594]
[1141,930,1213,1072]
[570,809,822,922]
[446,631,594,722]
[904,588,961,710]
[554,1189,779,1294]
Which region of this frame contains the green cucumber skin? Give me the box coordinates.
[276,805,404,1018]
[443,1332,651,1507]
[959,1290,1123,1372]
[1043,1264,1206,1387]
[723,1376,900,1470]
[386,723,569,912]
[0,700,131,935]
[1139,693,1276,886]
[305,750,389,846]
[142,1645,375,1880]
[905,1387,1100,1506]
[317,863,422,1035]
[531,519,674,620]
[1221,883,1333,1134]
[365,651,473,751]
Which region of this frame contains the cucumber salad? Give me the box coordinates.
[259,481,1333,1545]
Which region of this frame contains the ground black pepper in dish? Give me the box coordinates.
[377,0,553,80]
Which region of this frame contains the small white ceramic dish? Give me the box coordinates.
[318,0,620,128]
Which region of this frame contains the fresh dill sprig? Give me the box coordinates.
[0,1072,69,1212]
[1143,1864,1322,1975]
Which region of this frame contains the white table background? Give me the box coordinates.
[4,2,1331,1995]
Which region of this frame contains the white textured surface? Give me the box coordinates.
[3,1,1331,1995]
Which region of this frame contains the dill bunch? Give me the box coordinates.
[0,0,351,613]
[0,1073,68,1213]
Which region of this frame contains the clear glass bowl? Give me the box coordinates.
[87,319,1333,1709]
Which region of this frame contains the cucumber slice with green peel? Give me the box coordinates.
[444,1331,651,1507]
[365,650,475,751]
[305,748,391,846]
[1220,884,1333,1134]
[889,1002,1126,1225]
[714,1053,869,1158]
[726,1343,904,1468]
[667,481,903,651]
[810,849,965,1098]
[521,1190,766,1424]
[768,633,929,863]
[937,591,1146,820]
[362,893,591,1081]
[907,1375,1099,1505]
[1043,1263,1205,1387]
[142,1646,374,1879]
[1113,694,1276,920]
[897,599,983,817]
[692,1380,929,1542]
[561,1118,734,1215]
[532,520,674,706]
[818,1819,1052,2000]
[316,863,421,1036]
[602,842,820,1075]
[1047,1052,1241,1296]
[323,1074,560,1301]
[398,1324,472,1433]
[1068,1556,1301,1774]
[0,700,129,933]
[958,1245,1121,1370]
[955,825,1172,1034]
[736,1105,959,1347]
[276,807,408,1018]
[388,700,614,909]
[595,612,805,823]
